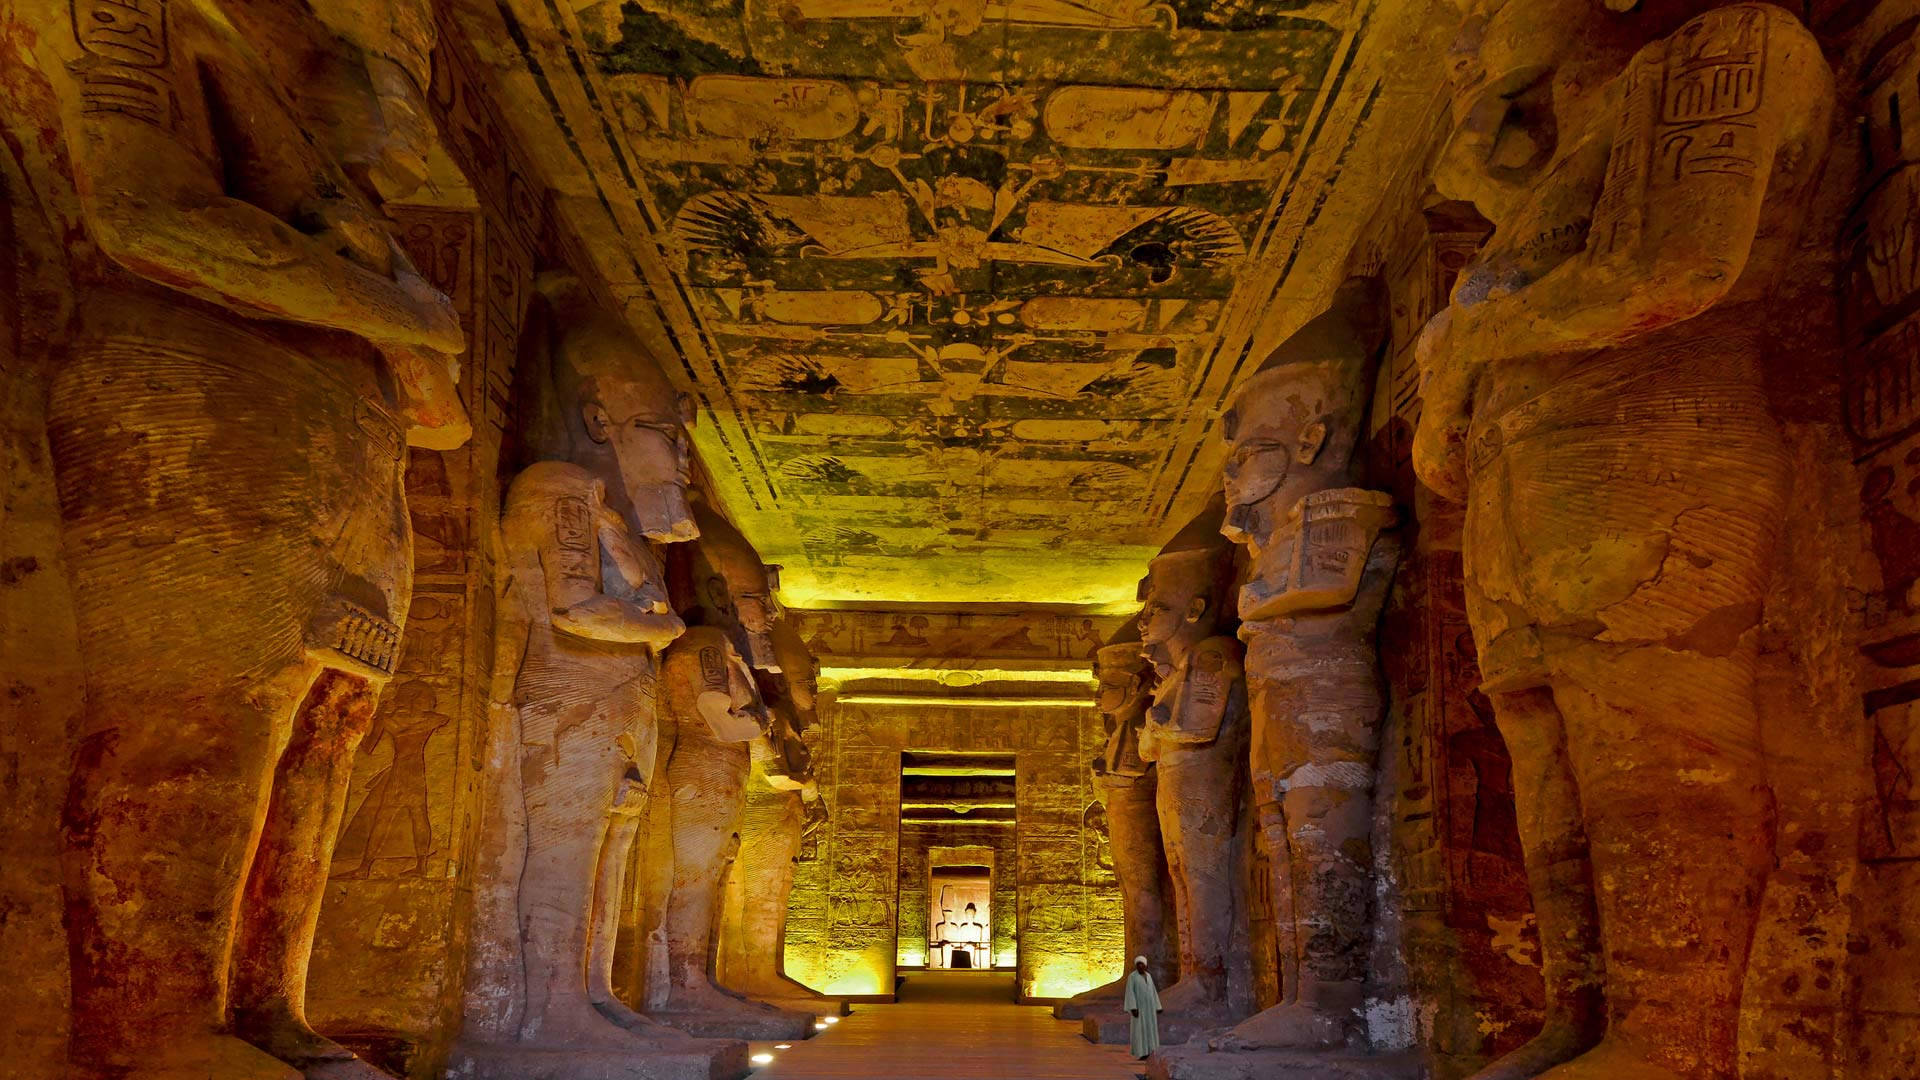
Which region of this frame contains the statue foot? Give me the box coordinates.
[1205,1003,1359,1053]
[232,1005,366,1071]
[81,1033,304,1080]
[523,1002,674,1053]
[772,974,836,1001]
[1464,1022,1602,1080]
[660,981,792,1017]
[1152,977,1232,1021]
[591,994,700,1045]
[1532,1038,1687,1080]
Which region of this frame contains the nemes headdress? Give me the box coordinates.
[1222,274,1387,466]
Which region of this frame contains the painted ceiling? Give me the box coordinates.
[451,0,1450,606]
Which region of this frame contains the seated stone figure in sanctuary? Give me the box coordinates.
[1207,276,1403,1058]
[453,274,743,1080]
[18,1,467,1076]
[1415,2,1833,1077]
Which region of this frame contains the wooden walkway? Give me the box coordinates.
[753,972,1144,1080]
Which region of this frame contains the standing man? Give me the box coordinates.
[1126,957,1162,1060]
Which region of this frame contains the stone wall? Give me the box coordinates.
[0,103,84,1078]
[1827,5,1920,1075]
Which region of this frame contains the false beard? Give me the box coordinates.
[631,482,697,543]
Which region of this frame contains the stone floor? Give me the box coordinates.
[753,972,1146,1079]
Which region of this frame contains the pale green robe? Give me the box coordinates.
[1124,968,1161,1058]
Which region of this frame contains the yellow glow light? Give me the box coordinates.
[823,1016,839,1025]
[821,666,1099,686]
[837,693,1088,708]
[814,1022,828,1030]
[751,1053,773,1065]
[775,1044,792,1050]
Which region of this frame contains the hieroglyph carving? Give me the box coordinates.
[1844,19,1920,864]
[1210,276,1402,1054]
[1415,3,1832,1076]
[26,0,468,1076]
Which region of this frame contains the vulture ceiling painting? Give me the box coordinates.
[453,0,1448,605]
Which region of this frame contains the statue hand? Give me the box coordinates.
[380,340,472,451]
[596,505,662,598]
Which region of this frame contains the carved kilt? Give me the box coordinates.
[49,292,412,689]
[1461,318,1788,698]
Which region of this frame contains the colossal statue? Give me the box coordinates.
[1208,276,1403,1055]
[1414,3,1833,1076]
[22,1,468,1076]
[1097,504,1251,1039]
[647,504,815,1040]
[454,274,742,1080]
[1057,627,1178,1021]
[718,618,840,1013]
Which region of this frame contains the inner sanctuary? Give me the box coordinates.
[5,0,1919,1078]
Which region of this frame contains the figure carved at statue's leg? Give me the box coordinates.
[232,670,387,1078]
[1258,801,1297,1006]
[1465,687,1604,1080]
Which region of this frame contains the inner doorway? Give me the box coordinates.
[928,864,990,969]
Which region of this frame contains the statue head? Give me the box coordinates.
[1138,500,1233,665]
[534,273,698,542]
[1221,275,1386,547]
[1433,0,1641,227]
[690,500,781,669]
